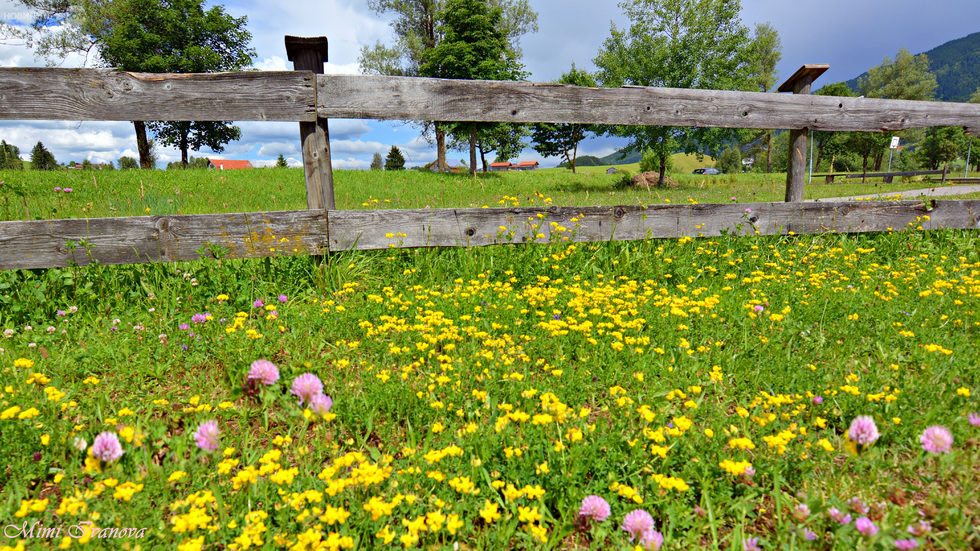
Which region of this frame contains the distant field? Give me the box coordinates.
[0,166,970,222]
[539,153,713,176]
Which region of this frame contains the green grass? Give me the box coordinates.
[1,169,979,550]
[1,168,969,223]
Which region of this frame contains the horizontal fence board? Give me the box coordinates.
[327,201,980,251]
[1,201,978,270]
[0,211,328,270]
[318,75,980,133]
[0,68,316,122]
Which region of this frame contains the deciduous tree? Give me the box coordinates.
[95,0,254,168]
[745,22,782,173]
[531,66,598,173]
[0,141,24,170]
[361,0,536,171]
[420,0,525,176]
[118,156,139,170]
[8,0,253,169]
[849,48,938,173]
[813,82,854,172]
[595,0,753,187]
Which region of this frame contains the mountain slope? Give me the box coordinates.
[843,31,980,102]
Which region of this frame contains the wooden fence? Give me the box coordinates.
[1,37,979,270]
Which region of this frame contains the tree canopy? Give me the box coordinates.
[385,146,407,170]
[420,0,525,176]
[0,141,24,170]
[361,0,536,170]
[745,22,782,173]
[858,48,938,101]
[594,0,754,187]
[30,141,57,171]
[531,66,598,173]
[94,0,254,168]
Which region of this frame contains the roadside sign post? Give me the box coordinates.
[887,135,900,173]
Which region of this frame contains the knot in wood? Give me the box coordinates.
[465,227,475,237]
[155,217,171,233]
[614,207,626,219]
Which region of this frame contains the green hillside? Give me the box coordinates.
[843,31,980,102]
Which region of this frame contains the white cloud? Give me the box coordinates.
[252,55,287,71]
[257,141,299,157]
[331,139,385,157]
[332,157,369,170]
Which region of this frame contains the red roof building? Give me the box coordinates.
[513,161,539,171]
[489,162,512,171]
[207,159,253,170]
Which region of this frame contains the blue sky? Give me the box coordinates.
[0,0,977,169]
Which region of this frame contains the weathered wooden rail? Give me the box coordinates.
[1,201,977,270]
[2,36,980,271]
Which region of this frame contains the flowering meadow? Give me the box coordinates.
[1,204,979,549]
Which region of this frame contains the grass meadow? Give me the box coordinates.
[1,167,972,222]
[1,166,979,550]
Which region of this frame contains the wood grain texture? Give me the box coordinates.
[0,211,328,270]
[317,75,980,133]
[0,68,316,122]
[326,201,980,252]
[2,202,978,270]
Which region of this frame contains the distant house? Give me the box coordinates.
[606,167,619,175]
[490,162,512,171]
[512,161,539,171]
[207,159,253,170]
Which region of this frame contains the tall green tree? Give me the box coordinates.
[594,0,753,187]
[420,0,526,176]
[965,91,980,173]
[370,152,385,170]
[472,124,529,172]
[276,154,288,168]
[361,0,537,171]
[8,0,253,169]
[850,48,938,172]
[813,82,855,171]
[118,156,139,170]
[95,0,254,168]
[858,48,938,101]
[385,146,407,170]
[30,141,57,171]
[745,22,782,173]
[919,127,964,171]
[0,141,24,170]
[531,66,598,173]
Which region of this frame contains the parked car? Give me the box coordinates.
[693,168,721,175]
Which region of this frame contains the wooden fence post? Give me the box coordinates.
[285,36,335,210]
[778,64,828,203]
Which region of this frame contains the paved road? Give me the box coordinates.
[810,184,980,202]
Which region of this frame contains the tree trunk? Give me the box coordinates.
[766,130,773,173]
[570,142,578,174]
[479,142,488,173]
[436,125,446,171]
[180,130,189,167]
[658,153,667,187]
[469,126,477,177]
[861,154,868,183]
[134,121,152,169]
